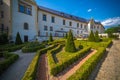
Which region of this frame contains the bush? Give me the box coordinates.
[15,32,23,45]
[0,44,24,52]
[22,42,45,53]
[65,30,76,52]
[22,44,57,80]
[0,52,19,75]
[78,45,83,49]
[0,33,8,45]
[47,46,91,76]
[95,31,100,42]
[49,33,53,42]
[67,47,106,80]
[88,30,95,42]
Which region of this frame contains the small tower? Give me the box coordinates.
[88,18,95,33]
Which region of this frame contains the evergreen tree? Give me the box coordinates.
[95,31,100,42]
[15,32,23,45]
[49,33,53,42]
[65,30,76,52]
[88,30,95,42]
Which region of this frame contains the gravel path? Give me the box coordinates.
[51,49,97,80]
[0,50,36,80]
[95,40,120,80]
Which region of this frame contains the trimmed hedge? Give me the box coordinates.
[67,47,106,80]
[47,46,91,76]
[0,44,24,52]
[22,44,58,80]
[22,45,45,53]
[0,52,19,75]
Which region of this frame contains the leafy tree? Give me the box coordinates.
[65,30,76,52]
[88,30,95,42]
[49,33,53,42]
[15,32,23,45]
[105,25,120,33]
[95,31,100,42]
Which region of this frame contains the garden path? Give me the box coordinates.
[51,49,97,80]
[36,54,48,80]
[94,40,120,80]
[0,50,35,80]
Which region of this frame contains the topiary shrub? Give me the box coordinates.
[15,32,23,45]
[95,31,100,42]
[49,33,53,42]
[88,30,95,42]
[65,30,76,52]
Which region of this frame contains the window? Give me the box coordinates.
[0,0,3,5]
[81,24,83,28]
[61,28,63,30]
[44,25,48,31]
[77,30,79,34]
[1,11,4,18]
[50,26,53,31]
[77,23,79,28]
[18,1,32,15]
[24,35,28,42]
[51,16,55,23]
[46,32,48,36]
[24,23,29,30]
[97,26,99,29]
[69,21,72,26]
[63,20,65,25]
[43,14,47,21]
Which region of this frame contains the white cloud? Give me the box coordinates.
[87,9,92,12]
[102,17,120,27]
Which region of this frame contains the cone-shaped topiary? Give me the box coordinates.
[65,30,76,52]
[88,30,95,42]
[49,33,53,42]
[95,31,100,42]
[15,32,23,45]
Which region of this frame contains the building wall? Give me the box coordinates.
[11,0,37,42]
[0,0,10,34]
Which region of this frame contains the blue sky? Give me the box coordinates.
[35,0,120,28]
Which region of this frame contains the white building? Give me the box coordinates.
[0,0,105,42]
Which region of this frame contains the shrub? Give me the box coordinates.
[0,33,8,45]
[0,52,19,75]
[15,32,23,45]
[88,30,95,42]
[22,44,57,80]
[65,30,76,52]
[22,42,45,53]
[67,47,106,80]
[49,33,53,42]
[64,33,68,39]
[95,31,100,42]
[78,45,83,49]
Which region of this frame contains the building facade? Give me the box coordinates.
[0,0,105,42]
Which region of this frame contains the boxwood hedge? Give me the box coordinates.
[0,52,19,75]
[22,44,58,80]
[47,46,91,76]
[67,47,106,80]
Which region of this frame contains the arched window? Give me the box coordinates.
[24,23,29,30]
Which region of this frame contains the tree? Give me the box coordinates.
[65,30,76,52]
[15,32,23,45]
[95,31,100,42]
[49,33,53,42]
[88,30,95,42]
